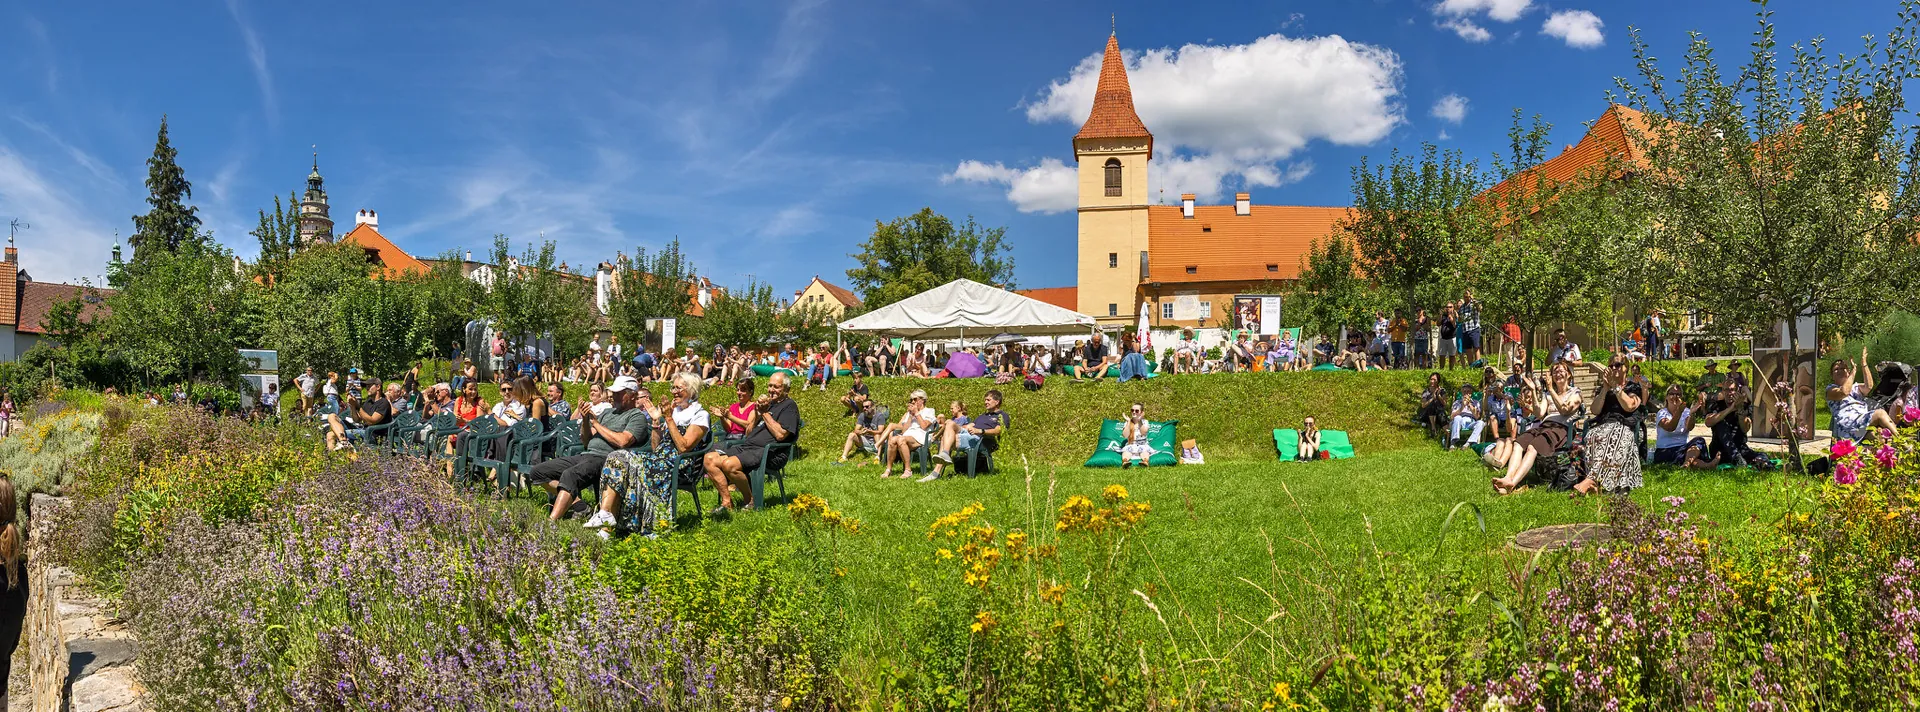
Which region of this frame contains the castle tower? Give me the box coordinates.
[1074,31,1153,325]
[298,150,334,245]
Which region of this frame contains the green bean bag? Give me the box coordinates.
[1272,429,1356,460]
[1311,364,1346,372]
[1084,419,1180,468]
[750,364,799,378]
[837,368,853,377]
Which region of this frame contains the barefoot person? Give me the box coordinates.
[1569,357,1645,495]
[879,390,936,479]
[1493,364,1583,494]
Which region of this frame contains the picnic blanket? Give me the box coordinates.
[1272,429,1356,460]
[1084,418,1179,468]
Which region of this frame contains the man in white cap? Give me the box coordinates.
[527,375,650,521]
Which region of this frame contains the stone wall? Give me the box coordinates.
[27,495,145,712]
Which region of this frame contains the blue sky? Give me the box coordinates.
[0,0,1904,293]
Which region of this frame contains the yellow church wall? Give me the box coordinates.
[1075,137,1151,326]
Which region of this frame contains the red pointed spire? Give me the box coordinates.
[1074,34,1153,149]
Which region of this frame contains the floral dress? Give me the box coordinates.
[600,447,686,538]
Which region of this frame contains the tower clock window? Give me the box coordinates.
[1104,158,1123,197]
[1108,252,1118,268]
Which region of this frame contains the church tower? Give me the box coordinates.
[298,151,334,245]
[1074,31,1153,326]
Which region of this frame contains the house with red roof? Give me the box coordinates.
[0,243,113,361]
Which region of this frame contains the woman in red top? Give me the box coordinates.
[712,379,757,438]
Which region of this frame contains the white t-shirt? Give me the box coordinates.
[296,373,317,397]
[608,343,623,360]
[590,401,613,416]
[590,339,602,352]
[1175,339,1198,354]
[673,401,710,431]
[1655,406,1691,449]
[1550,343,1583,364]
[899,407,936,443]
[323,382,340,399]
[492,399,527,424]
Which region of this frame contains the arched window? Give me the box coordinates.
[1104,158,1123,197]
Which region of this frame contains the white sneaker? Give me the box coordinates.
[931,451,953,465]
[916,472,940,483]
[582,511,614,529]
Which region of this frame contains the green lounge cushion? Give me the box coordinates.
[750,364,800,378]
[1311,364,1346,371]
[1272,428,1355,460]
[1084,418,1180,467]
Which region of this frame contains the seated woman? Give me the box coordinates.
[1172,330,1200,374]
[1569,357,1645,495]
[711,379,757,442]
[1447,384,1484,451]
[1116,333,1152,382]
[1121,403,1153,468]
[879,390,936,479]
[1828,347,1898,443]
[1704,381,1768,468]
[1418,373,1449,442]
[902,344,931,378]
[1295,416,1322,461]
[1493,363,1584,494]
[588,371,709,537]
[1649,387,1698,465]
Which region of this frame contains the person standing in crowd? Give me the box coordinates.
[1457,290,1484,368]
[1640,309,1665,361]
[490,332,509,384]
[1548,329,1583,366]
[1389,312,1410,370]
[295,366,318,414]
[1412,308,1433,369]
[702,372,800,512]
[1438,302,1459,370]
[528,376,649,522]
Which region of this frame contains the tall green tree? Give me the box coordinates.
[128,116,205,268]
[261,242,375,376]
[1616,1,1920,465]
[339,277,425,382]
[251,191,301,284]
[1340,144,1486,313]
[482,235,587,358]
[777,300,841,350]
[1470,112,1636,370]
[102,241,246,387]
[607,238,696,348]
[1285,233,1382,340]
[408,252,485,360]
[846,208,1014,310]
[695,280,781,349]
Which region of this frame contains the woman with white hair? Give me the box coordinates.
[879,390,936,479]
[589,371,710,538]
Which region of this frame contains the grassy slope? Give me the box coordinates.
[498,360,1819,671]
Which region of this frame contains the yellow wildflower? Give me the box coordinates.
[1101,484,1129,503]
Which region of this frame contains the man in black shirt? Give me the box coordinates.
[703,371,801,511]
[1071,333,1117,382]
[839,370,870,417]
[324,382,396,450]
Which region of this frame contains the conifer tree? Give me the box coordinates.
[128,116,204,267]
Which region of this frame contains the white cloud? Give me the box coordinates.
[972,33,1400,204]
[224,0,276,123]
[757,203,821,238]
[946,158,1077,214]
[1431,94,1469,124]
[0,147,115,285]
[1439,18,1492,42]
[1438,129,1452,141]
[1434,0,1532,22]
[1542,10,1605,49]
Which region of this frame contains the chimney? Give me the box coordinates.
[1234,192,1251,216]
[466,250,473,261]
[1180,194,1195,219]
[2,246,13,264]
[356,209,378,228]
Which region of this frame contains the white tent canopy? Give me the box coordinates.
[836,279,1098,340]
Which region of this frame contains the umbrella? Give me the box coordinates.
[1136,301,1153,354]
[944,351,987,378]
[984,332,1025,347]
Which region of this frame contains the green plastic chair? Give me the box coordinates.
[422,413,460,462]
[386,411,423,457]
[505,419,556,489]
[457,417,508,486]
[747,419,802,510]
[479,419,544,493]
[550,424,585,458]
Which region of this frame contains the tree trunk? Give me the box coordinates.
[1782,316,1804,474]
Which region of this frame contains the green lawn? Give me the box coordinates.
[512,440,1812,658]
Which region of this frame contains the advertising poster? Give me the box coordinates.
[1752,349,1818,440]
[1234,295,1284,336]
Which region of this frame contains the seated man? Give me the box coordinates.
[1447,383,1484,451]
[527,376,649,522]
[703,371,801,511]
[631,344,656,382]
[1071,333,1118,382]
[835,397,891,465]
[839,370,870,416]
[930,389,1007,479]
[1224,333,1254,372]
[1547,329,1582,366]
[323,382,398,451]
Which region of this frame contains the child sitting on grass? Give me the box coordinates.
[1297,416,1322,461]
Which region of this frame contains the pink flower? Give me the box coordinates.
[1832,439,1858,459]
[1877,444,1899,470]
[1905,405,1920,422]
[1835,460,1859,485]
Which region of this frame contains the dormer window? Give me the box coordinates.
[1185,266,1197,275]
[1266,264,1279,272]
[1104,159,1123,197]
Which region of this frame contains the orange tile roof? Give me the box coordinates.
[812,277,862,309]
[1017,286,1078,311]
[1074,35,1153,150]
[1146,205,1349,284]
[338,223,430,278]
[16,281,112,335]
[1484,104,1649,203]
